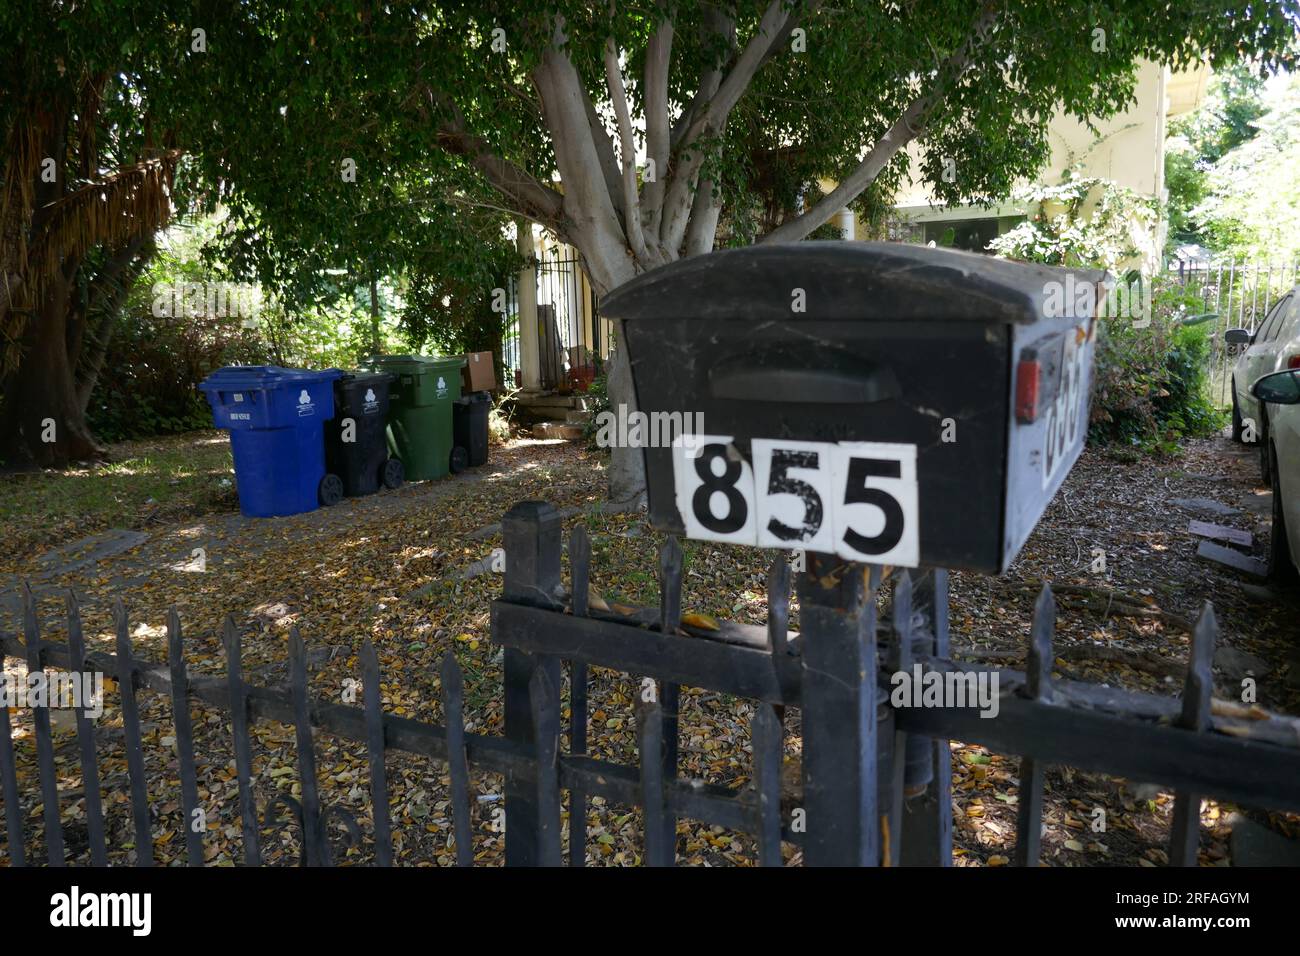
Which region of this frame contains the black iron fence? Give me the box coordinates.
[501,251,603,392]
[3,500,1300,867]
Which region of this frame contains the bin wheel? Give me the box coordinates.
[318,474,344,506]
[381,457,405,490]
[449,446,469,475]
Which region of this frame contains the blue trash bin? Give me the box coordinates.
[199,366,344,517]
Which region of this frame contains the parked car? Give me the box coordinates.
[1226,287,1300,484]
[1250,368,1300,581]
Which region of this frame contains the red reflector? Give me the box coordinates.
[1016,359,1041,423]
[1288,355,1300,370]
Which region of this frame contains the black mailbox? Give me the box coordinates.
[600,242,1102,574]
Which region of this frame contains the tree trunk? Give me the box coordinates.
[2,266,103,466]
[582,257,648,507]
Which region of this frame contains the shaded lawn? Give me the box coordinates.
[0,431,237,571]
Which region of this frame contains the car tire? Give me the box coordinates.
[1231,383,1245,443]
[1269,444,1297,583]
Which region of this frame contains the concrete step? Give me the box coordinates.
[532,421,585,441]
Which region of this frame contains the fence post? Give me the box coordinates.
[900,569,954,866]
[501,501,564,866]
[797,554,881,866]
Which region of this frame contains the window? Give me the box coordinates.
[1259,295,1292,342]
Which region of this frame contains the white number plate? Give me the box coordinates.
[670,434,919,566]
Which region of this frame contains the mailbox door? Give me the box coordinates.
[1003,313,1097,568]
[625,318,1011,573]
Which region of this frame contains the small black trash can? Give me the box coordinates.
[325,371,405,496]
[452,390,492,467]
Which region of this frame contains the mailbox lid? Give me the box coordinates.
[601,241,1101,325]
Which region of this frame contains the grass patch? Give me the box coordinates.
[0,430,238,570]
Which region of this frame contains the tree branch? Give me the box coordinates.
[641,12,674,236]
[758,4,1001,245]
[661,0,802,253]
[432,102,565,233]
[604,37,651,263]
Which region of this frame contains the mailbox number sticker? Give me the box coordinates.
[1042,326,1089,490]
[672,435,919,566]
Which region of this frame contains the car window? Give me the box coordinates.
[1258,295,1292,342]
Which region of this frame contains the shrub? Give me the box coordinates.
[1088,283,1223,450]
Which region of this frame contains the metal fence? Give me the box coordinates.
[501,250,602,392]
[3,500,1300,867]
[1164,258,1300,407]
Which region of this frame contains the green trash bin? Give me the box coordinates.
[364,354,466,481]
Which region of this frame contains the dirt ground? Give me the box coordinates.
[1,430,1297,866]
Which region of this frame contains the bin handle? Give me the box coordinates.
[708,361,900,404]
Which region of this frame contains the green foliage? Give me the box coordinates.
[1192,74,1300,262]
[582,364,611,452]
[1088,283,1223,450]
[1165,61,1271,253]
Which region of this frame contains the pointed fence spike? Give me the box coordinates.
[1027,584,1056,700]
[1169,602,1217,866]
[658,535,683,634]
[766,552,791,658]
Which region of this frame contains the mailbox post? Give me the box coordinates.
[602,242,1101,865]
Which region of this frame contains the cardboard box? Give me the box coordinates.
[459,351,496,393]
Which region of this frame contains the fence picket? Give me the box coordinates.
[22,585,63,866]
[167,609,205,866]
[288,628,329,866]
[1168,603,1216,867]
[752,702,784,866]
[528,665,563,866]
[360,639,393,866]
[65,591,107,866]
[0,597,25,866]
[439,650,475,867]
[222,616,261,865]
[567,525,591,866]
[885,572,913,867]
[113,598,153,866]
[1014,585,1055,867]
[636,697,673,866]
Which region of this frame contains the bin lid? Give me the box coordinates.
[600,242,1106,325]
[336,370,394,386]
[198,365,342,392]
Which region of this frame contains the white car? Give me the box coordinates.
[1250,368,1300,580]
[1227,288,1300,484]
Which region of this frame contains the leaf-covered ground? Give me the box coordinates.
[1,429,1297,866]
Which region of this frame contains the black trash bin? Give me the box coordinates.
[453,391,492,467]
[325,371,405,496]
